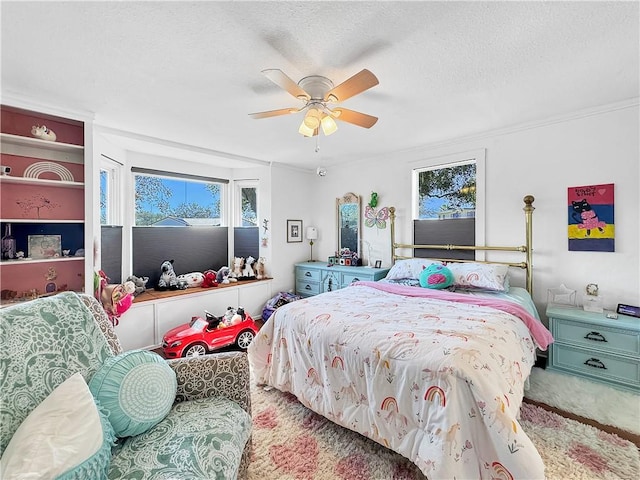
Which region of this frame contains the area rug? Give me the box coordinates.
[248,384,640,480]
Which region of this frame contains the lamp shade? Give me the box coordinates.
[320,114,338,136]
[299,121,315,137]
[306,226,318,240]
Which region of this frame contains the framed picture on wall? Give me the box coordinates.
[287,220,303,243]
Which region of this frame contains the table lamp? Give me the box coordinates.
[306,226,318,262]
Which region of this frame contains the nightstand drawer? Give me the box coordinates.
[552,344,640,387]
[296,268,321,282]
[296,280,321,296]
[553,318,640,356]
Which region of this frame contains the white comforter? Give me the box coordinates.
[248,282,551,479]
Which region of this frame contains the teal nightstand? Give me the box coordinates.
[546,305,640,393]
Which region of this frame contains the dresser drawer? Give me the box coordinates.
[296,280,321,296]
[553,318,640,357]
[341,272,365,286]
[551,344,640,388]
[296,268,321,282]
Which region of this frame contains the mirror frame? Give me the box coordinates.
[336,192,361,259]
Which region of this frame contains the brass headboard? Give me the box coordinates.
[390,195,535,294]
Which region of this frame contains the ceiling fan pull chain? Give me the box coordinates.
[315,133,320,153]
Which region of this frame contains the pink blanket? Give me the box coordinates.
[352,281,554,350]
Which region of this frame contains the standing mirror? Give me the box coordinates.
[337,192,361,258]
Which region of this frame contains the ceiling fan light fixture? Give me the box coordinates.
[320,114,338,136]
[303,107,322,129]
[298,121,315,137]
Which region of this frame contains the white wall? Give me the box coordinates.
[294,102,639,321]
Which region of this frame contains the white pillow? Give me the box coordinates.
[385,258,441,280]
[447,262,509,292]
[0,373,112,479]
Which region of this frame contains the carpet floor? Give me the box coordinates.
[248,384,640,480]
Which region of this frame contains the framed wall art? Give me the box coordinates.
[28,234,62,259]
[568,183,614,252]
[287,220,303,243]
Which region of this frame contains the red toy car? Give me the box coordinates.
[162,307,259,358]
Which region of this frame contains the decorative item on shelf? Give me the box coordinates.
[27,234,62,259]
[337,247,359,266]
[23,161,74,181]
[261,219,269,247]
[1,165,11,176]
[255,257,267,279]
[2,223,17,260]
[306,226,318,262]
[30,124,57,142]
[327,256,337,265]
[547,284,577,307]
[582,283,604,313]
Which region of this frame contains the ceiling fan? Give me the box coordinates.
[249,69,379,137]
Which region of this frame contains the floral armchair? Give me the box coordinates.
[0,292,252,479]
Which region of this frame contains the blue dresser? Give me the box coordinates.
[546,305,640,393]
[295,262,390,298]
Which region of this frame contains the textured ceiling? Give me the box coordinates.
[2,1,638,170]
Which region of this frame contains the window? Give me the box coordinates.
[414,161,476,220]
[133,170,224,226]
[235,181,258,227]
[99,156,121,225]
[411,150,485,260]
[130,168,229,288]
[234,180,259,260]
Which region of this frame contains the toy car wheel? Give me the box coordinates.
[183,342,208,357]
[236,330,255,350]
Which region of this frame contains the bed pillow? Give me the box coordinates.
[447,262,510,292]
[385,258,442,281]
[0,373,115,480]
[89,349,177,438]
[419,264,454,289]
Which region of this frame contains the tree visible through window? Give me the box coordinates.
[134,174,222,226]
[417,162,476,220]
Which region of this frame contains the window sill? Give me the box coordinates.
[132,278,272,304]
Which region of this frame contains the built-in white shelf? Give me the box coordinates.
[1,256,84,265]
[0,175,83,188]
[0,133,84,164]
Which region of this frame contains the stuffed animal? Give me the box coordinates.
[242,256,256,278]
[177,271,205,288]
[201,270,218,288]
[216,266,231,284]
[31,124,57,142]
[419,264,454,289]
[126,275,149,297]
[157,260,178,290]
[95,270,135,325]
[231,257,245,279]
[255,257,266,279]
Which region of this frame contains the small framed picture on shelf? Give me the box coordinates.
[28,234,62,259]
[374,260,382,269]
[287,220,303,243]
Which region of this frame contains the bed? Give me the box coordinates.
[248,196,554,479]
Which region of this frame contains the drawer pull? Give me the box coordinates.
[584,331,608,342]
[584,358,607,369]
[352,277,360,283]
[305,272,312,277]
[304,285,311,290]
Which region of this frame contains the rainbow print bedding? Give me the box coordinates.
[248,281,554,479]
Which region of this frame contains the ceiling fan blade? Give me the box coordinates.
[332,108,378,128]
[261,69,310,100]
[324,69,379,103]
[249,108,299,119]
